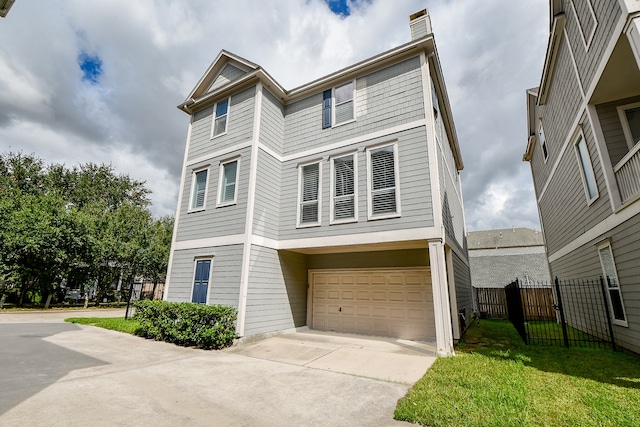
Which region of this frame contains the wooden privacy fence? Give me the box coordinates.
[475,286,555,321]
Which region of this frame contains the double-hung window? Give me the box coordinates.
[297,161,321,226]
[322,81,355,129]
[190,168,208,210]
[211,98,229,138]
[618,103,640,148]
[575,133,598,203]
[597,241,627,326]
[218,158,239,206]
[538,121,548,161]
[191,258,212,304]
[331,153,357,223]
[367,143,400,219]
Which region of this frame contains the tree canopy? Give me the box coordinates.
[0,151,173,306]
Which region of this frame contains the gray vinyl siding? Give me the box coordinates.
[166,244,243,307]
[550,212,640,354]
[596,95,640,166]
[278,126,434,240]
[564,0,622,92]
[283,56,425,155]
[531,39,584,192]
[253,149,281,240]
[537,111,611,255]
[187,86,256,162]
[438,140,465,251]
[175,146,251,242]
[452,250,473,335]
[307,249,429,270]
[260,89,285,153]
[243,247,308,336]
[208,64,246,93]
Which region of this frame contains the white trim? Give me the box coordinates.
[332,79,356,127]
[217,156,241,207]
[210,97,230,139]
[188,165,210,212]
[569,0,598,50]
[189,257,214,305]
[172,234,246,251]
[573,127,600,204]
[617,101,640,150]
[428,239,454,356]
[366,141,401,220]
[164,121,194,299]
[421,53,443,234]
[548,197,640,262]
[563,28,587,99]
[329,150,359,224]
[296,159,323,228]
[596,240,628,327]
[237,83,263,337]
[187,140,252,167]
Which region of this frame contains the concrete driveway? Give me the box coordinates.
[0,310,436,426]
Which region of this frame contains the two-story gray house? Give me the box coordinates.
[524,0,640,353]
[164,9,471,356]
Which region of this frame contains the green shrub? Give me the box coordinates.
[133,300,237,349]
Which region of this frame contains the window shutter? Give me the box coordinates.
[334,155,355,220]
[192,259,211,304]
[322,89,332,129]
[370,147,397,215]
[220,161,237,203]
[300,163,320,223]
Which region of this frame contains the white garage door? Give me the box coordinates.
[310,268,434,341]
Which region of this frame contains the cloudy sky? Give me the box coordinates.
[0,0,549,231]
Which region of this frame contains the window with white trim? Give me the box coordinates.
[597,241,627,326]
[191,258,212,304]
[575,134,598,203]
[619,104,640,148]
[218,158,239,206]
[190,168,208,210]
[322,81,355,129]
[331,153,357,223]
[538,121,548,161]
[211,98,229,138]
[367,143,400,219]
[297,161,321,226]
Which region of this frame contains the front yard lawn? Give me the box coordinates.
[66,317,140,334]
[395,319,640,426]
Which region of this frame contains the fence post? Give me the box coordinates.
[600,276,617,351]
[554,277,570,348]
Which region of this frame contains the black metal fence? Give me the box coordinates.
[477,277,616,349]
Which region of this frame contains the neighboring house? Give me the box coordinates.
[164,9,471,355]
[524,0,640,353]
[468,228,551,288]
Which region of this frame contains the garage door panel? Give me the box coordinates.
[311,268,434,340]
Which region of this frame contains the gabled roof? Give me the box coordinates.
[178,35,464,171]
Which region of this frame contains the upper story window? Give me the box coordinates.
[297,161,321,227]
[218,158,239,206]
[367,143,400,220]
[618,103,640,148]
[211,98,230,138]
[331,153,357,223]
[190,168,209,211]
[597,241,627,326]
[322,81,355,129]
[574,133,598,203]
[570,0,597,49]
[538,121,549,162]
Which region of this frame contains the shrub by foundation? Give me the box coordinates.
[133,300,237,349]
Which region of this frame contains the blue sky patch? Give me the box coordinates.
[78,53,103,84]
[325,0,350,16]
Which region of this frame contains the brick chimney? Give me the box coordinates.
[409,9,432,40]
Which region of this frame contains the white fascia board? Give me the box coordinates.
[538,14,566,105]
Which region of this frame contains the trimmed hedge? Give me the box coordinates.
[133,300,237,349]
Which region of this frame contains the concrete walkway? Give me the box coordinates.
[0,309,435,426]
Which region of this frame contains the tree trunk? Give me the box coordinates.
[151,279,158,300]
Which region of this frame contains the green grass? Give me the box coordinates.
[65,317,140,334]
[395,319,640,426]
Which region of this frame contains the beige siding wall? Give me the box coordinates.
[596,94,640,165]
[253,150,281,240]
[307,249,429,270]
